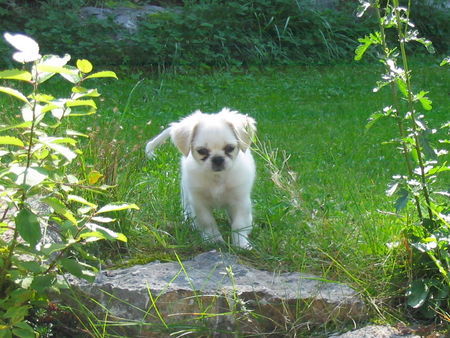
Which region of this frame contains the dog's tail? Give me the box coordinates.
[145,127,172,158]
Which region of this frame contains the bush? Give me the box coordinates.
[0,33,138,336]
[0,0,374,67]
[1,1,446,68]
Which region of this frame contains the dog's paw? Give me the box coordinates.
[237,239,252,250]
[232,233,252,250]
[202,232,225,244]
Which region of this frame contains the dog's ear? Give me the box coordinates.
[221,108,256,152]
[170,111,202,156]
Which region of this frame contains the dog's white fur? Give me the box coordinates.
[145,108,256,249]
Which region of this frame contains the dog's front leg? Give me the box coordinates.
[229,198,253,249]
[191,202,224,243]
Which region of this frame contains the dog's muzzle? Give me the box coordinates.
[211,156,225,171]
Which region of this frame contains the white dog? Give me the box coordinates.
[145,108,256,249]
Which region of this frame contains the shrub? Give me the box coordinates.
[2,1,446,68]
[0,0,378,67]
[0,33,138,336]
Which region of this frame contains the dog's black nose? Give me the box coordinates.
[211,156,225,171]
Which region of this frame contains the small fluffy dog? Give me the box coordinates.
[145,108,256,249]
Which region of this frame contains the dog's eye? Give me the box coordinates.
[224,145,235,153]
[197,147,209,156]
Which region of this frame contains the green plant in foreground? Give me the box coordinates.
[356,0,449,320]
[0,33,138,337]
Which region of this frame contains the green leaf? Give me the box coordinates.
[411,148,419,164]
[30,274,56,294]
[84,71,118,80]
[40,242,71,255]
[42,197,77,225]
[31,93,55,103]
[0,136,24,147]
[46,137,77,145]
[96,202,139,214]
[91,216,115,223]
[16,261,45,273]
[68,194,97,208]
[88,170,103,185]
[12,321,35,338]
[58,65,82,84]
[394,188,409,212]
[21,103,44,123]
[82,222,127,242]
[354,32,381,61]
[0,121,32,132]
[4,305,29,323]
[0,327,12,338]
[66,99,97,109]
[396,78,408,98]
[72,87,100,99]
[76,59,93,73]
[415,91,432,111]
[0,69,31,82]
[60,258,96,282]
[0,86,30,104]
[32,54,70,84]
[69,110,96,117]
[38,137,77,162]
[60,258,82,276]
[9,166,48,187]
[440,57,449,66]
[406,279,429,309]
[15,208,41,247]
[12,327,34,338]
[66,129,89,138]
[8,289,33,306]
[366,112,383,130]
[35,64,75,75]
[406,32,435,54]
[426,165,450,176]
[78,231,106,242]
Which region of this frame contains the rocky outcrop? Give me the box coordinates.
[64,250,366,336]
[80,5,167,32]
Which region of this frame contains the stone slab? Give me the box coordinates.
[64,250,367,336]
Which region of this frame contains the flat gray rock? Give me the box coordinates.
[64,250,366,336]
[330,325,420,338]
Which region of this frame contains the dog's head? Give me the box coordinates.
[170,108,256,172]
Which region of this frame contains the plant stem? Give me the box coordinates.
[393,0,433,221]
[375,2,423,219]
[1,206,9,222]
[3,70,40,277]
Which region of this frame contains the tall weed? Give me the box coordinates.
[356,0,449,321]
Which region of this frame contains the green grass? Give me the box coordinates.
[2,59,448,333]
[85,62,447,261]
[74,60,447,299]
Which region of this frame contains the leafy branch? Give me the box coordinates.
[0,33,138,336]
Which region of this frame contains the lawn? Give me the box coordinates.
[1,59,448,333]
[73,59,448,313]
